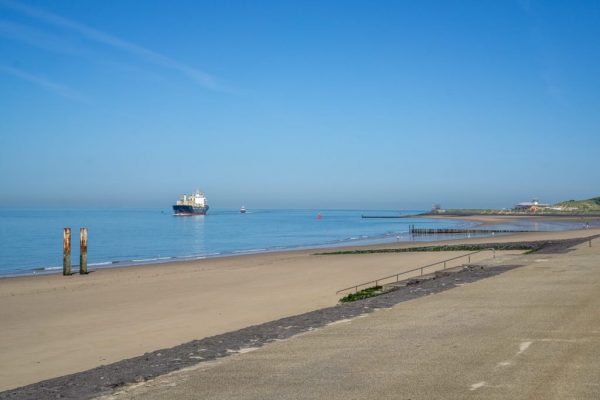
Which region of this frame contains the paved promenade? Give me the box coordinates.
[105,238,600,399]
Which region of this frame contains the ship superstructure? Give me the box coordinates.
[173,190,209,215]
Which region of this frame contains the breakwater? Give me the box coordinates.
[409,225,532,235]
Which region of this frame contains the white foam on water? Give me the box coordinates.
[89,262,112,266]
[233,249,267,254]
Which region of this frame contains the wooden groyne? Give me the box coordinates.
[409,225,532,235]
[62,227,89,275]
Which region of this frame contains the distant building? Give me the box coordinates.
[431,204,445,213]
[513,198,550,211]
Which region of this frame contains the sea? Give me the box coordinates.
[0,208,587,277]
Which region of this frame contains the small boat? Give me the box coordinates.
[240,206,247,214]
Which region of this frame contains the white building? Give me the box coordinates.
[513,198,550,211]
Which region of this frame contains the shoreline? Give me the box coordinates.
[1,220,477,279]
[1,236,412,279]
[4,214,597,279]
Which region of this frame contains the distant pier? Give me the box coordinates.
[361,215,409,219]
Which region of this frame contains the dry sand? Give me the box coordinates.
[1,226,598,391]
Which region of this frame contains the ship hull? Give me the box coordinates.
[172,205,209,215]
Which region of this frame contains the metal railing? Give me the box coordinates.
[336,248,496,294]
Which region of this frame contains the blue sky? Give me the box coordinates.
[1,0,599,209]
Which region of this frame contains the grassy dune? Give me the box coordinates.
[557,197,600,211]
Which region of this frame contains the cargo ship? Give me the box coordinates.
[173,190,209,215]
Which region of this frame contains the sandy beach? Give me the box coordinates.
[1,225,599,391]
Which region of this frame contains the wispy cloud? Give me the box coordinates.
[0,19,84,56]
[0,20,166,83]
[0,64,87,101]
[0,0,218,89]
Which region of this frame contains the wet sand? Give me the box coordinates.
[1,227,599,391]
[422,213,600,226]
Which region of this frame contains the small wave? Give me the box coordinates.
[33,266,62,271]
[233,249,267,254]
[174,254,210,260]
[89,262,112,267]
[132,258,161,263]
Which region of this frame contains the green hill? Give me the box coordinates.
[556,196,600,211]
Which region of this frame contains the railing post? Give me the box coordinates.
[63,228,71,276]
[79,228,88,274]
[420,267,423,276]
[468,255,471,264]
[443,261,446,269]
[590,239,592,247]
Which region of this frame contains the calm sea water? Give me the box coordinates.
[0,208,585,277]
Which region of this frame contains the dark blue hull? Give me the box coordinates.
[172,205,209,215]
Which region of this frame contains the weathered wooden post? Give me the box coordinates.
[80,228,88,274]
[63,228,71,275]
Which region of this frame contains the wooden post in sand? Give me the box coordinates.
[79,228,88,274]
[63,228,71,275]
